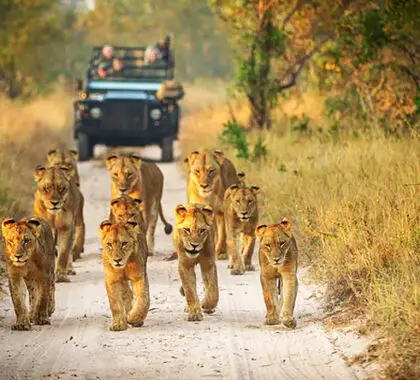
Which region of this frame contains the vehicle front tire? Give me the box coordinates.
[161,137,174,162]
[78,133,94,162]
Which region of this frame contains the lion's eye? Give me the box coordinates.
[236,200,240,204]
[106,242,112,249]
[248,199,253,204]
[112,173,118,178]
[23,238,30,246]
[199,228,206,234]
[121,241,128,248]
[184,228,190,234]
[265,244,271,249]
[58,186,65,193]
[7,240,13,247]
[194,169,200,175]
[280,241,286,247]
[44,186,50,193]
[127,173,133,179]
[208,169,215,175]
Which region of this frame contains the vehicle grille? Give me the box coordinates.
[102,101,148,131]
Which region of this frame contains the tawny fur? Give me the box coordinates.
[184,150,240,260]
[33,166,85,282]
[2,217,55,330]
[173,203,219,322]
[256,218,299,329]
[99,220,150,331]
[109,195,147,235]
[224,183,260,275]
[106,153,172,256]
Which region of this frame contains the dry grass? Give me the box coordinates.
[179,88,420,379]
[0,90,74,218]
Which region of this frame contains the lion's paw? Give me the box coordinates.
[282,317,297,329]
[109,320,127,331]
[216,252,228,260]
[127,312,145,327]
[202,308,216,314]
[245,264,256,271]
[187,310,203,322]
[264,315,280,325]
[67,268,76,276]
[55,273,71,283]
[12,320,31,331]
[230,267,245,276]
[33,317,51,326]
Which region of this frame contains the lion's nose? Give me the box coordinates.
[15,254,23,259]
[274,257,281,263]
[241,212,248,216]
[51,201,59,206]
[191,243,199,249]
[119,187,128,193]
[200,184,208,189]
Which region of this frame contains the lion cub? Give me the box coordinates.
[109,195,147,234]
[2,217,55,330]
[256,218,298,329]
[106,153,173,256]
[224,183,260,275]
[34,165,85,282]
[173,204,218,321]
[99,220,150,331]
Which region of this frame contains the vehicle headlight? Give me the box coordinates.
[90,107,101,119]
[150,109,162,120]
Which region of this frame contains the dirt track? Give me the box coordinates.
[0,147,365,380]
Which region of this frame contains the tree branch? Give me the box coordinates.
[282,0,301,27]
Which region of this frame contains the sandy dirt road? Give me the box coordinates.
[0,147,362,380]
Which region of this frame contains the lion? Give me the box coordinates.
[106,153,172,256]
[173,204,218,321]
[99,219,150,331]
[34,165,85,282]
[184,150,240,260]
[2,216,55,330]
[46,149,85,261]
[224,183,260,275]
[255,218,298,329]
[109,195,146,234]
[47,149,80,187]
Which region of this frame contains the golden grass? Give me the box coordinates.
[0,90,74,217]
[179,91,420,379]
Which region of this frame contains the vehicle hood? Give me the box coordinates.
[86,81,161,101]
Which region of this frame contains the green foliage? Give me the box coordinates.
[219,119,268,161]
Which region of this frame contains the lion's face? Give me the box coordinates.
[256,218,293,268]
[110,195,144,223]
[175,204,214,259]
[99,220,140,269]
[47,149,78,181]
[106,154,141,195]
[2,218,42,267]
[185,150,225,197]
[34,166,71,214]
[225,184,260,222]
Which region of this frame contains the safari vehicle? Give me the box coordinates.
[73,46,183,162]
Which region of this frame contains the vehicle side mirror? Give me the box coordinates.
[76,79,83,92]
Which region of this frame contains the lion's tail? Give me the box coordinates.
[159,202,173,234]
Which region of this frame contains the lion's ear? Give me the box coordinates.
[106,154,118,169]
[175,204,187,220]
[213,149,225,166]
[110,197,121,206]
[69,149,78,160]
[224,184,240,200]
[99,220,112,236]
[255,224,268,237]
[186,151,200,167]
[129,154,142,169]
[132,198,144,211]
[26,218,42,237]
[279,217,292,232]
[47,149,57,160]
[34,165,46,182]
[126,221,140,233]
[2,217,16,235]
[202,205,214,226]
[250,185,260,196]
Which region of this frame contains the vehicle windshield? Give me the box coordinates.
[87,46,171,83]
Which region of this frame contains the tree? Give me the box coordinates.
[210,0,357,129]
